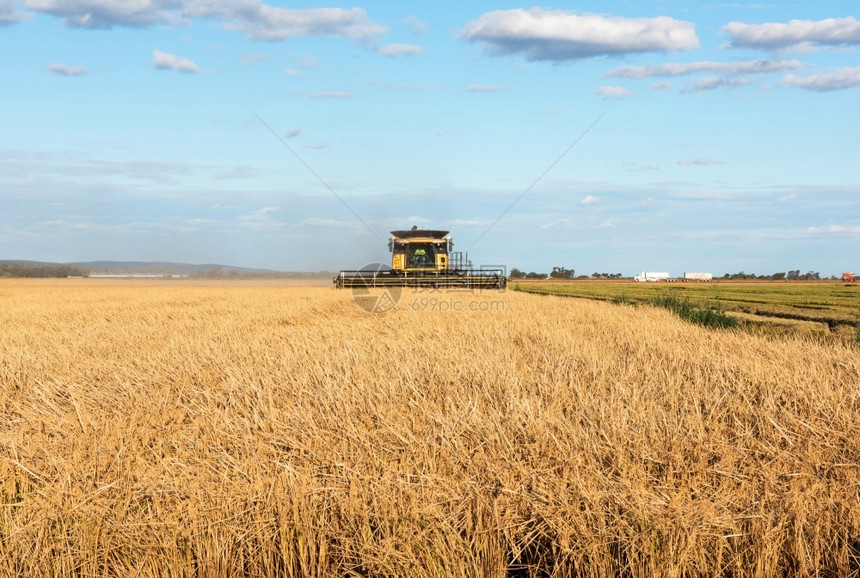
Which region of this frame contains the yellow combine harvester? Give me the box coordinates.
[334,227,506,289]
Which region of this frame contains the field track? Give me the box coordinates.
[2,280,860,576]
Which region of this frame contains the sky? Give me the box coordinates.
[1,0,859,276]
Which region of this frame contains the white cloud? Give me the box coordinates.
[26,0,387,40]
[372,80,433,92]
[213,165,258,180]
[402,15,427,33]
[26,0,178,28]
[596,86,633,98]
[681,76,749,92]
[295,55,321,68]
[238,206,283,230]
[581,195,599,206]
[444,219,491,227]
[240,51,272,65]
[304,142,329,149]
[806,224,860,235]
[284,127,301,138]
[780,67,860,92]
[540,218,574,230]
[282,68,301,76]
[466,84,505,92]
[724,17,860,51]
[462,9,698,62]
[152,49,199,74]
[606,59,801,79]
[47,62,90,76]
[299,217,351,227]
[184,2,386,41]
[376,43,423,58]
[777,193,798,202]
[678,158,722,166]
[1,0,26,24]
[296,91,355,99]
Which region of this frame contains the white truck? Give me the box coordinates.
[633,271,670,282]
[683,272,713,282]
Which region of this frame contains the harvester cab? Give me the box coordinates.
[388,228,451,272]
[334,227,506,290]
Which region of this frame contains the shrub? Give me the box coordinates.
[653,294,737,329]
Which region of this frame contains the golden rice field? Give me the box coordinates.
[2,279,860,577]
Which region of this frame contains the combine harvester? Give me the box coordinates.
[334,227,507,290]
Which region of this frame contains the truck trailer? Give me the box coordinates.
[683,272,713,282]
[633,271,671,282]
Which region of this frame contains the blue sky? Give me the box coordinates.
[1,0,859,275]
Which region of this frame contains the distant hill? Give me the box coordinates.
[0,260,334,278]
[70,261,277,274]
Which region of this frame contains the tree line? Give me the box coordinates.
[510,268,835,281]
[0,263,89,278]
[510,267,623,280]
[721,270,822,281]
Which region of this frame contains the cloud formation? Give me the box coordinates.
[376,43,423,58]
[581,195,599,206]
[596,86,633,98]
[781,67,860,92]
[26,0,177,28]
[466,84,505,92]
[47,62,90,76]
[299,217,351,227]
[681,76,749,93]
[238,205,283,231]
[1,0,25,24]
[724,17,860,51]
[678,158,722,166]
[462,9,698,61]
[606,59,801,79]
[806,223,860,235]
[402,15,427,33]
[296,91,355,99]
[239,51,272,65]
[152,49,200,74]
[26,0,386,40]
[184,3,386,41]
